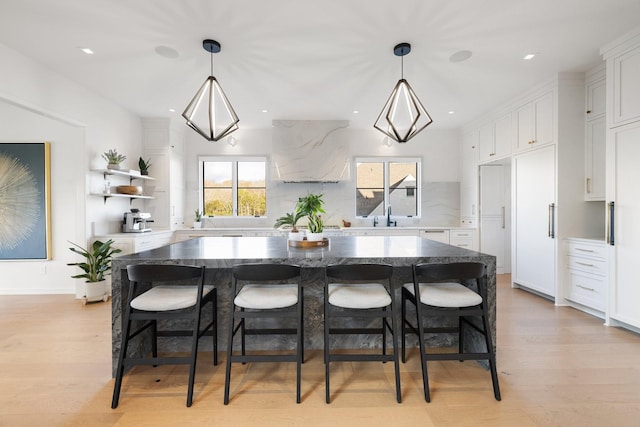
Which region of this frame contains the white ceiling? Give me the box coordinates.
[1,0,640,131]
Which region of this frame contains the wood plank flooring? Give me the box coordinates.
[1,275,639,426]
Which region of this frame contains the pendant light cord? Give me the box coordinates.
[210,50,214,76]
[401,54,404,80]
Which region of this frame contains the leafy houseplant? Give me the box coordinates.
[299,193,325,241]
[68,239,122,304]
[138,157,152,175]
[194,209,204,228]
[102,149,127,170]
[274,207,306,241]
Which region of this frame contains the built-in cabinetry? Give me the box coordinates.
[514,91,554,152]
[478,113,512,162]
[584,65,606,201]
[460,131,478,227]
[142,118,185,230]
[564,238,607,317]
[599,26,640,331]
[173,229,281,242]
[480,165,508,274]
[94,231,174,256]
[90,169,154,203]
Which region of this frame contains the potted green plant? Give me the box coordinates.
[298,193,325,241]
[274,206,306,241]
[67,239,122,304]
[194,209,204,228]
[138,157,151,175]
[102,149,127,170]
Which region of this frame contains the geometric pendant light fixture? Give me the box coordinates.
[182,39,239,141]
[373,43,433,143]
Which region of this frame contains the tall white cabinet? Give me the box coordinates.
[602,26,640,331]
[142,118,186,230]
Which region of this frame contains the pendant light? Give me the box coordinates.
[374,43,432,143]
[182,39,239,141]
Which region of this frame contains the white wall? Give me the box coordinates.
[183,125,461,228]
[0,43,142,295]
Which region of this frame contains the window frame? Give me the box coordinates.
[354,156,422,219]
[198,156,268,218]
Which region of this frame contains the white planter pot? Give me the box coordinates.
[288,231,305,241]
[82,280,108,305]
[306,231,324,241]
[193,221,202,229]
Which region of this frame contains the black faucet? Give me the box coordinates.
[386,206,396,227]
[373,216,379,227]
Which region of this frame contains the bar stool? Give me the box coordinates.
[112,264,217,408]
[224,263,303,404]
[401,262,501,402]
[324,263,401,403]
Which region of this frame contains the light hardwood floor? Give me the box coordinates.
[1,275,639,426]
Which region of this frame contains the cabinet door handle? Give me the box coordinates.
[548,203,555,239]
[586,177,591,194]
[607,201,615,246]
[575,248,595,253]
[576,284,595,292]
[501,206,505,229]
[575,261,595,267]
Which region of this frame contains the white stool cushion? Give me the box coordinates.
[403,282,482,308]
[131,285,214,311]
[328,283,392,309]
[234,284,298,309]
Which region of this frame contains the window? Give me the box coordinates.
[355,157,420,218]
[200,157,267,217]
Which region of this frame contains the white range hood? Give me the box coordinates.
[271,120,350,183]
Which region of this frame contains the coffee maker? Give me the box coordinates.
[122,209,153,233]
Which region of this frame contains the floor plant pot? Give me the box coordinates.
[82,280,109,305]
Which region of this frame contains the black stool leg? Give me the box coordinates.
[415,299,431,402]
[112,306,133,409]
[212,291,218,366]
[390,297,402,403]
[481,303,501,401]
[224,307,236,405]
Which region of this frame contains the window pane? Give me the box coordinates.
[356,162,384,217]
[203,162,232,188]
[238,189,266,217]
[204,188,232,216]
[238,162,265,188]
[389,162,418,216]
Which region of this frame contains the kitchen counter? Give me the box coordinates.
[111,235,495,375]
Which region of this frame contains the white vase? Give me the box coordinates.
[306,231,324,241]
[288,230,305,241]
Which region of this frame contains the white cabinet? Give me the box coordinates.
[449,229,477,251]
[584,68,606,201]
[515,91,554,152]
[602,27,640,331]
[584,116,606,200]
[460,131,479,227]
[480,165,507,274]
[94,231,173,256]
[419,229,450,244]
[343,228,418,237]
[142,119,185,229]
[479,113,512,163]
[513,145,557,297]
[606,121,640,329]
[564,238,607,315]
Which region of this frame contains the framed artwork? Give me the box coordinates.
[0,142,52,260]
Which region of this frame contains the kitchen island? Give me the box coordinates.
[110,235,496,374]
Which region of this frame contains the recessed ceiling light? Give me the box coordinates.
[449,50,472,63]
[448,111,455,115]
[168,108,176,113]
[353,110,359,114]
[79,47,94,55]
[261,109,268,113]
[523,53,536,60]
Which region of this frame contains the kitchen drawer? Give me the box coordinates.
[567,269,606,311]
[566,240,607,259]
[566,255,607,276]
[450,238,474,249]
[420,229,450,244]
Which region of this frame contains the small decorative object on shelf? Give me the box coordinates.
[102,149,127,170]
[138,157,151,175]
